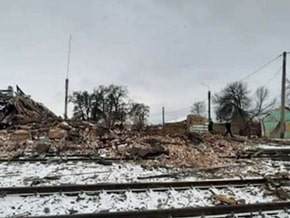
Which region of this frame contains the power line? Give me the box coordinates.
[260,66,282,88]
[239,54,282,81]
[150,53,284,121]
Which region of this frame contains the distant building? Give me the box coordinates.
[187,109,251,136]
[213,108,249,136]
[261,107,290,138]
[187,115,208,132]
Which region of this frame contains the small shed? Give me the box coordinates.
[187,115,208,132]
[261,107,290,138]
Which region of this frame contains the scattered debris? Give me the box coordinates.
[34,143,50,155]
[48,128,67,140]
[0,86,258,168]
[0,123,246,167]
[214,194,237,205]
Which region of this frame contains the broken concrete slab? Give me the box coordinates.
[130,144,169,159]
[57,121,71,131]
[9,130,31,141]
[48,128,67,140]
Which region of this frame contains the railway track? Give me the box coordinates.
[14,201,290,218]
[1,176,289,195]
[225,155,290,161]
[2,177,290,217]
[235,146,290,161]
[0,156,120,164]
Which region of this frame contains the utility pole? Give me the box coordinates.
[280,51,287,138]
[64,34,72,120]
[162,106,165,128]
[201,83,211,122]
[208,90,211,122]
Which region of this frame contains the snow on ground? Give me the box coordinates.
[0,161,197,187]
[257,144,290,150]
[1,148,290,217]
[0,160,285,217]
[1,158,290,187]
[250,211,290,218]
[243,160,290,176]
[0,186,276,216]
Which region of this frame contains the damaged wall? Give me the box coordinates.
[262,107,290,138]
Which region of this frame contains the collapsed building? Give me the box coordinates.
[0,86,247,168]
[0,85,59,129]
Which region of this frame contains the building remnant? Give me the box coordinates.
[187,115,208,133]
[261,107,290,138]
[0,85,59,129]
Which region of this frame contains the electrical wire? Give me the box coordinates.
[239,54,282,81]
[150,53,284,121]
[260,66,282,88]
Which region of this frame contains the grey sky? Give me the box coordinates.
[0,0,290,123]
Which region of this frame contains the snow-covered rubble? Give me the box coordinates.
[1,158,290,187]
[0,186,276,217]
[0,161,194,187]
[1,155,290,217]
[243,160,290,176]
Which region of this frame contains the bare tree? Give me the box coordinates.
[248,86,276,121]
[214,81,250,121]
[69,91,92,121]
[70,84,151,129]
[129,102,150,130]
[91,85,128,127]
[191,101,206,116]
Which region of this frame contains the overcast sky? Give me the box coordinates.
[0,0,290,123]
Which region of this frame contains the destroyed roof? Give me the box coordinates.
[0,86,59,128]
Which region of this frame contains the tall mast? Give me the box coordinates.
[64,34,72,119]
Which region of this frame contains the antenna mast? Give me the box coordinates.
[64,34,72,119]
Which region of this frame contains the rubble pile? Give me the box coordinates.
[0,89,245,167]
[0,122,244,167]
[150,132,241,167]
[0,92,59,129]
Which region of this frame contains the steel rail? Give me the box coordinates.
[0,157,125,163]
[23,201,290,218]
[1,177,288,195]
[222,155,290,161]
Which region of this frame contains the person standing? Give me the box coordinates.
[224,121,233,137]
[224,105,234,137]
